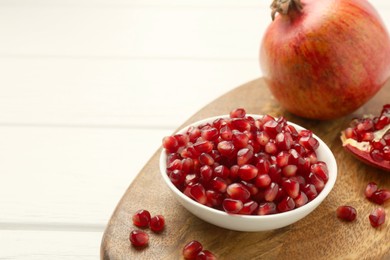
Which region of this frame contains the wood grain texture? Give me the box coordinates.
[101,78,390,259]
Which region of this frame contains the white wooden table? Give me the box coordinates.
[0,0,388,258]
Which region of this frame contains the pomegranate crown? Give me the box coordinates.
[271,0,303,20]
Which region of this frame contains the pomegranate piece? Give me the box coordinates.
[163,108,328,215]
[336,206,357,222]
[129,230,149,247]
[341,104,390,171]
[196,250,217,260]
[150,215,165,232]
[369,207,386,228]
[132,209,151,228]
[183,240,203,259]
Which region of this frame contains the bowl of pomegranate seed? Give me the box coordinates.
[160,108,337,232]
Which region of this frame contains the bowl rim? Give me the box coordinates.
[159,114,338,220]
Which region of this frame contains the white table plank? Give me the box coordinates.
[0,5,269,59]
[0,126,170,224]
[0,230,100,260]
[0,58,259,128]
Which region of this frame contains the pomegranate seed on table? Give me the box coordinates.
[364,182,378,199]
[132,209,151,228]
[150,215,165,232]
[129,230,149,247]
[336,206,357,222]
[163,108,329,215]
[369,207,386,228]
[183,240,203,259]
[369,189,390,205]
[196,250,217,260]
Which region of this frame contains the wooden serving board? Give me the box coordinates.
[101,78,390,259]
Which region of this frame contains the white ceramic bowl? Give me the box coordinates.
[159,115,337,232]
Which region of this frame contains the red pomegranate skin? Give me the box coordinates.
[260,0,390,120]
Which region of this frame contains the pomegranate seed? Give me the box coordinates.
[182,158,194,174]
[254,174,271,188]
[256,131,270,146]
[302,183,318,201]
[294,191,308,207]
[299,135,319,151]
[239,200,259,215]
[336,206,357,221]
[201,127,219,141]
[189,183,207,205]
[199,165,213,183]
[222,198,244,213]
[169,169,185,187]
[150,215,165,232]
[220,125,233,140]
[263,120,282,138]
[264,140,278,155]
[370,149,384,162]
[132,209,151,228]
[257,202,277,215]
[196,250,217,260]
[231,118,251,132]
[226,183,250,201]
[282,164,298,177]
[268,165,282,183]
[240,181,258,196]
[213,165,230,179]
[210,177,227,193]
[256,158,270,174]
[276,151,290,168]
[162,136,179,152]
[230,108,246,118]
[194,141,213,154]
[167,159,182,172]
[275,132,292,151]
[308,172,325,192]
[199,153,215,166]
[369,189,390,205]
[311,162,329,181]
[238,164,258,181]
[229,164,240,180]
[232,130,249,149]
[183,240,203,259]
[206,190,223,207]
[213,117,227,129]
[217,141,235,157]
[187,126,201,142]
[282,179,300,199]
[365,182,378,199]
[237,147,254,166]
[277,196,296,212]
[175,134,189,146]
[369,207,386,228]
[129,230,149,247]
[264,182,279,202]
[344,127,357,139]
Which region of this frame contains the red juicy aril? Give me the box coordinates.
[162,108,329,215]
[341,104,390,171]
[260,0,390,120]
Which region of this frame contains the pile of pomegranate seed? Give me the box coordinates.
[182,240,216,260]
[129,209,165,247]
[162,108,329,215]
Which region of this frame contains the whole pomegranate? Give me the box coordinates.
[260,0,390,120]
